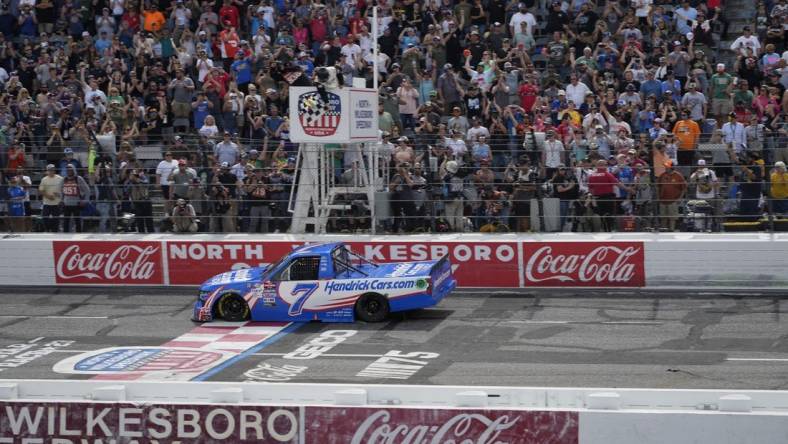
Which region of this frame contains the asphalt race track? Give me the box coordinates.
[0,287,787,389]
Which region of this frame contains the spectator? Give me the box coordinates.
[171,198,199,233]
[771,161,788,216]
[38,165,63,232]
[672,110,701,170]
[739,152,765,219]
[6,176,25,233]
[60,164,90,233]
[170,159,198,202]
[156,152,178,213]
[657,160,687,231]
[126,164,155,233]
[93,163,118,233]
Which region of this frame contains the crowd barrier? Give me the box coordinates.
[0,380,786,443]
[1,233,786,289]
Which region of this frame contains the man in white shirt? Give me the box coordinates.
[721,112,747,156]
[341,38,362,65]
[156,151,179,212]
[542,130,565,175]
[444,131,468,161]
[509,3,537,36]
[466,118,490,143]
[730,27,761,57]
[565,74,591,106]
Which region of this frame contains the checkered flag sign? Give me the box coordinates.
[297,91,341,137]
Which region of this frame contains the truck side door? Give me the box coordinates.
[272,256,322,317]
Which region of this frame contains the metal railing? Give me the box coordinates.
[1,133,786,234]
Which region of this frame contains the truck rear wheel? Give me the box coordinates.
[354,293,390,322]
[215,293,250,322]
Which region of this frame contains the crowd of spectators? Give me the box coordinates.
[0,0,787,234]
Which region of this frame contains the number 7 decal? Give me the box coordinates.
[288,282,319,316]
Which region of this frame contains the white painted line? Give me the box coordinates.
[0,315,109,319]
[252,352,385,358]
[28,337,44,343]
[726,358,788,362]
[504,320,663,325]
[601,321,663,325]
[171,333,225,342]
[505,320,570,324]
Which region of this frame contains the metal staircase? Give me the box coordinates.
[288,143,380,234]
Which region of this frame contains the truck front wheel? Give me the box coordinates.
[354,293,390,322]
[216,293,250,322]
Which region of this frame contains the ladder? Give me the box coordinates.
[288,143,380,234]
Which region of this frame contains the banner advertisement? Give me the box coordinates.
[303,407,579,444]
[0,402,299,443]
[53,241,164,285]
[522,242,645,287]
[289,86,378,143]
[49,240,646,288]
[166,241,303,285]
[347,241,520,288]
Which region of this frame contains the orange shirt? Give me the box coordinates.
[657,170,687,202]
[672,119,700,151]
[142,11,165,32]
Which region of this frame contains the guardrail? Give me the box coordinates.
[0,380,786,443]
[2,233,787,289]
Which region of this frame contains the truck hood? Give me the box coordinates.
[200,265,270,289]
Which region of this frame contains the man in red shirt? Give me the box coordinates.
[588,159,628,231]
[518,77,538,113]
[219,0,239,29]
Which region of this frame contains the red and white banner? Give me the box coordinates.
[304,406,578,444]
[49,240,646,288]
[166,241,302,285]
[53,241,164,285]
[522,242,645,287]
[347,241,520,287]
[0,402,578,443]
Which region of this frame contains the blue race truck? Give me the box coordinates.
[192,242,456,323]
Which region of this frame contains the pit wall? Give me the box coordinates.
[0,380,786,443]
[2,233,787,289]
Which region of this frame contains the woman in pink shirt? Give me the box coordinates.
[397,79,420,130]
[292,19,310,47]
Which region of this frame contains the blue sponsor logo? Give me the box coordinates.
[73,347,223,373]
[324,279,416,295]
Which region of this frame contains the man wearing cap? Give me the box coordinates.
[730,26,761,57]
[169,159,197,203]
[721,112,747,158]
[770,161,788,216]
[55,145,79,172]
[709,63,734,121]
[214,161,239,232]
[214,131,239,166]
[689,159,720,227]
[155,151,178,212]
[59,164,90,233]
[509,3,536,37]
[38,165,63,232]
[680,82,707,123]
[667,41,691,86]
[657,160,687,231]
[672,110,701,170]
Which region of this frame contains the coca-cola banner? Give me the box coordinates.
[0,401,299,442]
[522,242,645,287]
[304,406,578,444]
[166,241,303,285]
[347,241,520,287]
[53,241,164,285]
